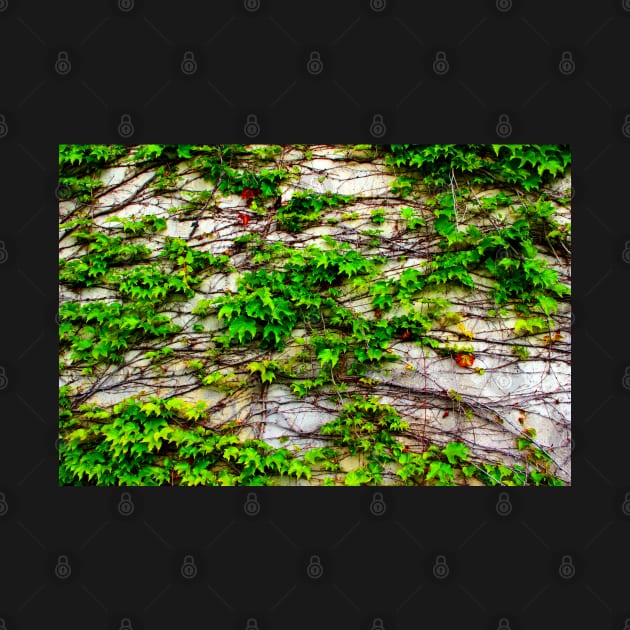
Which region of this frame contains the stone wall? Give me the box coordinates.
[58,144,571,485]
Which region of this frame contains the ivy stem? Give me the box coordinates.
[450,168,459,231]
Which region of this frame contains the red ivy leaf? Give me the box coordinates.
[241,188,257,200]
[401,330,411,340]
[454,353,474,368]
[238,213,250,227]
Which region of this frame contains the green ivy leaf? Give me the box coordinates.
[441,442,470,464]
[223,446,240,461]
[434,216,455,237]
[366,347,383,361]
[140,402,163,417]
[318,348,340,369]
[262,323,285,347]
[344,468,372,486]
[536,295,558,316]
[288,459,312,480]
[228,317,257,344]
[426,460,454,484]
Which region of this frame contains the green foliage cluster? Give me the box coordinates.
[60,216,231,295]
[386,143,570,192]
[59,396,315,486]
[59,144,570,486]
[400,206,425,230]
[200,235,451,385]
[188,144,290,199]
[132,144,197,162]
[59,230,153,287]
[59,300,180,372]
[59,389,561,486]
[277,190,355,233]
[202,238,385,353]
[104,213,168,234]
[321,395,409,485]
[59,144,130,201]
[59,144,130,173]
[319,395,562,486]
[370,208,386,224]
[364,185,570,324]
[59,219,232,375]
[59,143,291,204]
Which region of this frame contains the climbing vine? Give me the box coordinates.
[59,144,571,486]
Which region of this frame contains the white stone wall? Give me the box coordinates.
[59,145,571,484]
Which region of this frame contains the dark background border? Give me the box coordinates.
[1,1,628,628]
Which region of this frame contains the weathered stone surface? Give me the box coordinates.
[59,145,571,484]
